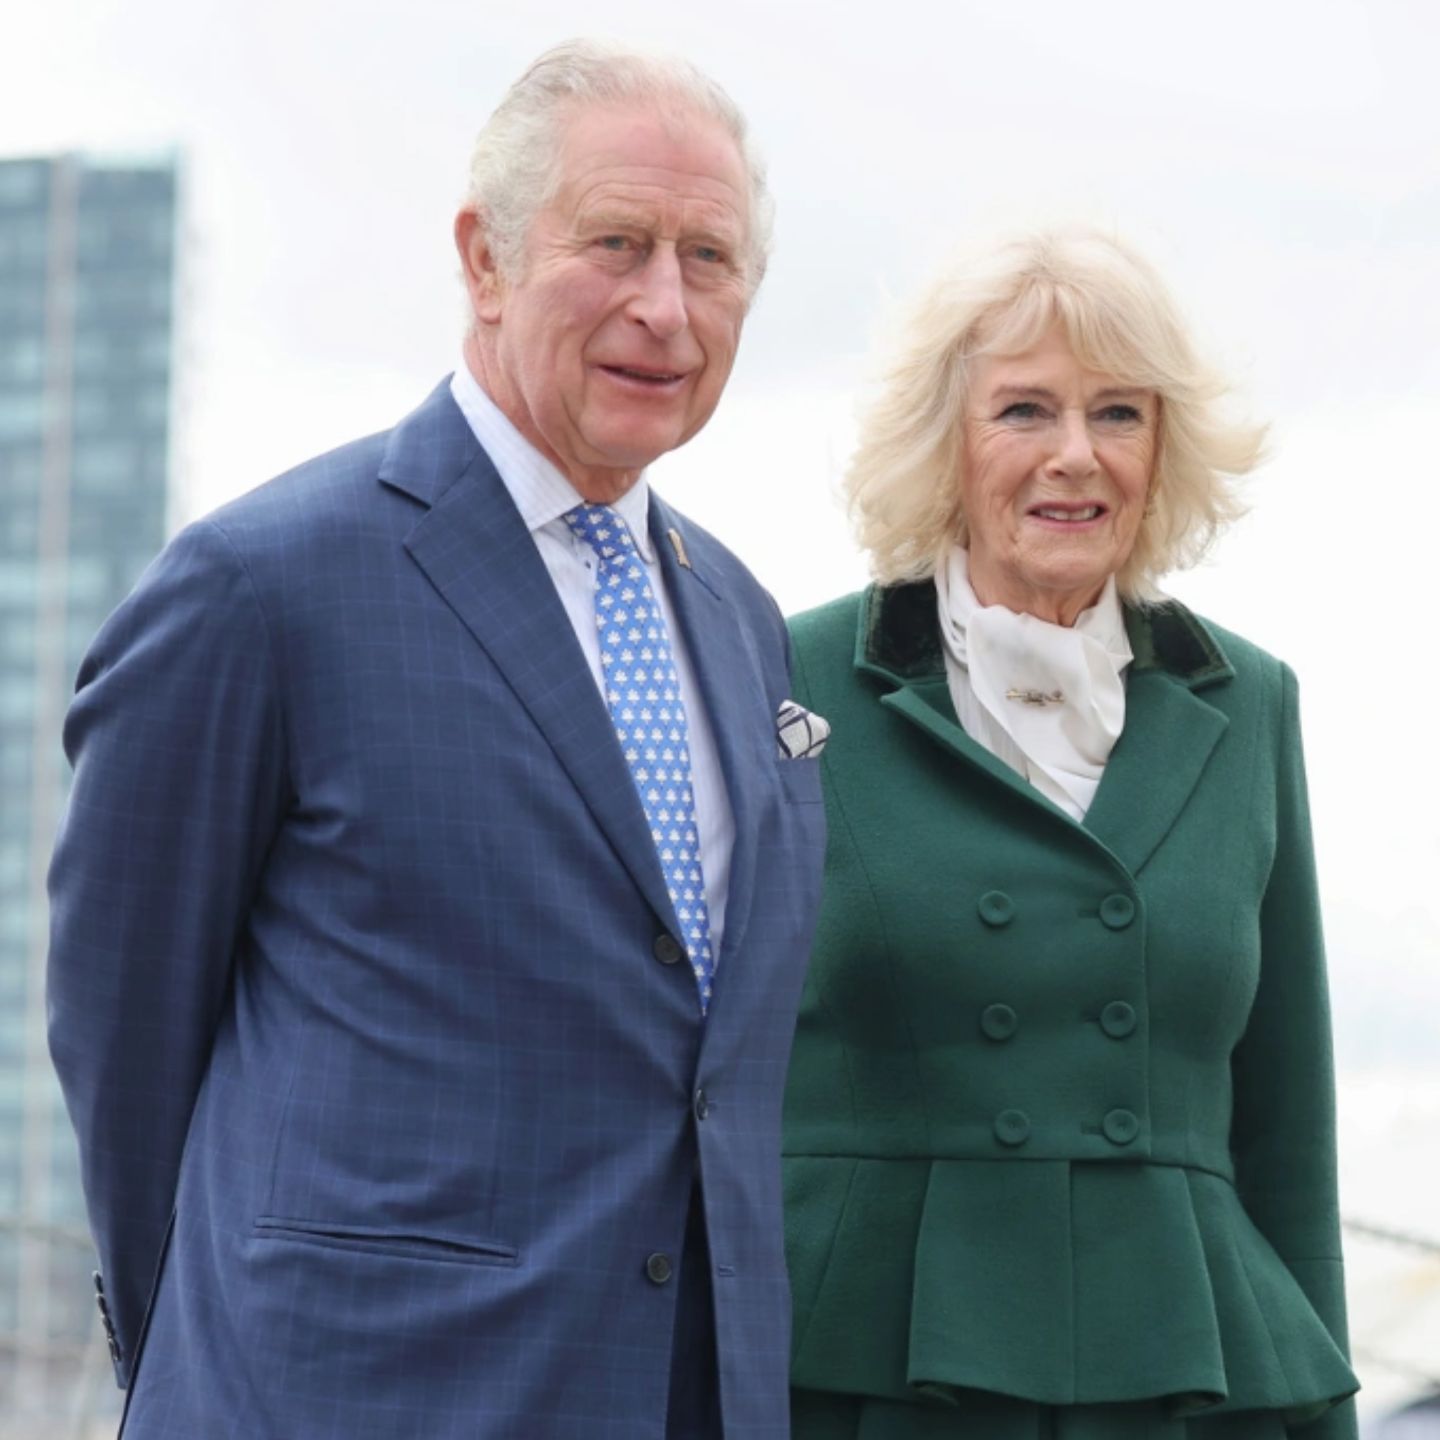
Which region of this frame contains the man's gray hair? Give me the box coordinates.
[465,38,774,295]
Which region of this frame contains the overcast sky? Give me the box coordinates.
[6,0,1440,1410]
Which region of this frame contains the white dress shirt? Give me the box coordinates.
[933,545,1133,823]
[449,362,734,961]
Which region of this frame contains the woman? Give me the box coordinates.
[783,231,1358,1440]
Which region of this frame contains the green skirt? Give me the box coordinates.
[792,1389,1293,1440]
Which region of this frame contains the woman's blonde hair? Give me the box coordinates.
[846,229,1266,601]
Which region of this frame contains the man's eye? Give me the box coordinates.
[692,245,724,264]
[597,235,631,252]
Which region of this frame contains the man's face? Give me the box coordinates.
[462,102,752,501]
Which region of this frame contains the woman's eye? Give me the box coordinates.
[999,402,1043,421]
[1096,404,1143,424]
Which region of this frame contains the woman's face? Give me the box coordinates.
[961,324,1158,626]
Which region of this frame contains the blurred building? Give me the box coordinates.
[0,152,178,1430]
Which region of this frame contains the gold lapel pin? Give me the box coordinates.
[1005,688,1065,707]
[667,528,692,570]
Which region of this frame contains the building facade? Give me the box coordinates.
[0,152,177,1429]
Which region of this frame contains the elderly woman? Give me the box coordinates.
[782,231,1358,1440]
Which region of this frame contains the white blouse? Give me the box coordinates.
[932,546,1133,822]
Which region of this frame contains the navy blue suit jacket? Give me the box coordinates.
[47,381,826,1439]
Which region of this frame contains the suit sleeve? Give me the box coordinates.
[46,518,289,1387]
[1229,662,1356,1438]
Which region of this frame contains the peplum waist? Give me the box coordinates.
[784,1155,1357,1423]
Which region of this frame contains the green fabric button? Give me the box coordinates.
[1103,1108,1140,1145]
[993,1109,1031,1147]
[980,1004,1018,1042]
[1100,1001,1137,1038]
[978,891,1016,927]
[1100,894,1136,930]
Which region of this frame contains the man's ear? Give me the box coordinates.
[455,209,504,324]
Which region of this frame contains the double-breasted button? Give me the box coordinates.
[1099,894,1136,930]
[994,1109,1031,1147]
[978,891,1016,927]
[693,1087,711,1121]
[645,1252,674,1285]
[1102,1108,1140,1145]
[980,1004,1018,1042]
[1100,1001,1137,1038]
[653,934,684,966]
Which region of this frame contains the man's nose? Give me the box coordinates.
[627,247,688,338]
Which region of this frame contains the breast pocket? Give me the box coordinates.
[777,757,824,805]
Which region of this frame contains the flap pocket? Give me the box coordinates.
[255,1216,519,1268]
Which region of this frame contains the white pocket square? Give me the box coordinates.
[776,699,830,760]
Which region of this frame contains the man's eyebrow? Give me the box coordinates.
[576,206,743,244]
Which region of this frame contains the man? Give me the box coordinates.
[47,40,826,1440]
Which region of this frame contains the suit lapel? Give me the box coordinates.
[384,386,680,932]
[648,498,767,990]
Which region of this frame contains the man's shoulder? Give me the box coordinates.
[207,429,391,534]
[199,379,466,554]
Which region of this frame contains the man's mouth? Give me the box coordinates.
[600,364,686,385]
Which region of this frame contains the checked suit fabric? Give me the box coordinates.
[564,503,715,1013]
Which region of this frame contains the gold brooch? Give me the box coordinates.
[1006,688,1064,707]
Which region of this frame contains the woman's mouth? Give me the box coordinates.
[1029,504,1105,523]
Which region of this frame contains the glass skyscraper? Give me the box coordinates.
[0,152,177,1429]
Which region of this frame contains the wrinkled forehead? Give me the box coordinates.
[553,97,748,192]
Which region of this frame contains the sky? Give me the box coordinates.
[5,0,1440,1417]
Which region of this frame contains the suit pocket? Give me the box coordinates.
[777,757,824,805]
[254,1216,519,1268]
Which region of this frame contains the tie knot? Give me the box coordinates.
[563,504,635,559]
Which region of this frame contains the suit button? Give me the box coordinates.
[978,891,1016,927]
[645,1252,674,1285]
[1101,1001,1137,1038]
[980,1004,1018,1042]
[694,1087,710,1121]
[653,934,684,966]
[1100,894,1136,930]
[1103,1108,1140,1145]
[994,1109,1031,1146]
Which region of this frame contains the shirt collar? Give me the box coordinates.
[449,357,655,562]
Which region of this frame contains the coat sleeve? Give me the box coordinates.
[1229,662,1357,1438]
[46,518,289,1387]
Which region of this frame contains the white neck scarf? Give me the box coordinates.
[933,546,1133,822]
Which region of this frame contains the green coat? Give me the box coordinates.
[782,584,1358,1437]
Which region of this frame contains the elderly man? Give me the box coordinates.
[47,41,826,1440]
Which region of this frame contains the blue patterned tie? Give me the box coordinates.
[564,504,715,1015]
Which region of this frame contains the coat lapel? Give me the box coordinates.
[857,581,1236,876]
[382,383,680,932]
[648,496,768,993]
[1080,607,1232,876]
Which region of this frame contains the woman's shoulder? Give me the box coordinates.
[1136,599,1294,694]
[786,589,868,651]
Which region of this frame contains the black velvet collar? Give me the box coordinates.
[856,580,1234,691]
